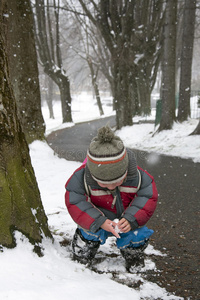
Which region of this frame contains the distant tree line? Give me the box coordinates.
[33,0,200,132]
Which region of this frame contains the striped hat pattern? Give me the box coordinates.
[87,126,128,184]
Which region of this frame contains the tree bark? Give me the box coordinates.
[6,0,45,144]
[58,74,72,123]
[137,68,151,116]
[88,60,104,116]
[177,0,196,122]
[158,0,177,131]
[0,4,52,252]
[46,75,55,119]
[112,61,133,129]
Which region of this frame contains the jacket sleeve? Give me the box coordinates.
[122,168,158,228]
[65,166,107,232]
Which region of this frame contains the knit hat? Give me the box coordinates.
[87,126,128,184]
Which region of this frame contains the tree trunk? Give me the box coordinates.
[134,0,164,117]
[113,61,133,129]
[88,60,104,116]
[137,69,151,116]
[130,75,140,116]
[177,0,196,122]
[0,7,52,252]
[158,0,177,131]
[46,75,55,119]
[43,67,72,123]
[6,0,45,144]
[58,75,72,123]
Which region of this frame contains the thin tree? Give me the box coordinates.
[6,0,45,144]
[81,20,104,116]
[46,75,55,119]
[63,14,104,116]
[158,0,177,131]
[34,0,72,123]
[0,2,52,252]
[177,0,197,122]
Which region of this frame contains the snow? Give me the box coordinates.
[117,118,200,163]
[1,92,199,300]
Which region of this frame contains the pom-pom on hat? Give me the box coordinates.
[87,125,128,184]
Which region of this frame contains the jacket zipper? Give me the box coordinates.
[111,195,117,209]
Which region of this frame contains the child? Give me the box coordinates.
[65,126,158,271]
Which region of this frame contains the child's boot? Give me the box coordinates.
[72,228,100,265]
[120,242,148,272]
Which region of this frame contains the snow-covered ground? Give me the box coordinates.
[0,93,199,300]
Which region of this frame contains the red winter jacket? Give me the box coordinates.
[65,149,158,233]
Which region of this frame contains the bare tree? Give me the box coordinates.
[63,14,104,115]
[75,0,165,129]
[177,0,197,122]
[0,2,52,252]
[87,56,104,116]
[158,0,177,131]
[6,0,45,144]
[34,0,72,123]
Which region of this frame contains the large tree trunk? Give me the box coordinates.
[113,61,133,129]
[137,69,151,116]
[158,0,177,131]
[177,0,196,122]
[134,0,164,116]
[6,0,45,144]
[0,2,52,253]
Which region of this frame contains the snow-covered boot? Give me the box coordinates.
[120,241,148,272]
[72,228,100,265]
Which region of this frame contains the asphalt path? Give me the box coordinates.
[47,116,116,162]
[47,116,200,299]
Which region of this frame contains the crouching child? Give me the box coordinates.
[65,126,158,272]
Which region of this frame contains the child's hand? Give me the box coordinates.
[101,219,120,238]
[118,218,131,233]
